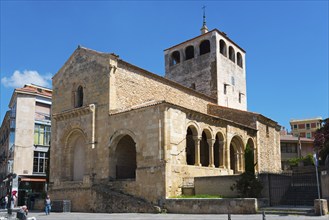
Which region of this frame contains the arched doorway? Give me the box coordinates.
[63,130,87,181]
[115,135,136,179]
[73,137,86,181]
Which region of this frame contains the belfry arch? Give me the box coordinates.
[229,135,244,174]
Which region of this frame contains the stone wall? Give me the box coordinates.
[321,171,329,199]
[114,60,215,114]
[194,175,240,198]
[164,198,257,214]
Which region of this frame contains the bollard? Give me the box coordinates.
[262,210,266,220]
[228,213,231,220]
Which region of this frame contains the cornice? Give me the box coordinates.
[53,104,95,121]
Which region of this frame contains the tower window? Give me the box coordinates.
[199,40,210,55]
[219,40,227,57]
[185,46,194,60]
[229,46,235,62]
[170,51,181,66]
[237,52,243,68]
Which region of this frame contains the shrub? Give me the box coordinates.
[231,172,263,198]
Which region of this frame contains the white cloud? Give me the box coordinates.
[1,70,52,88]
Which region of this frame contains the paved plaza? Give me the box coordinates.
[1,212,328,220]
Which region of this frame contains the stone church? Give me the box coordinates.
[49,23,281,211]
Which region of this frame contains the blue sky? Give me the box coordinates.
[0,1,328,131]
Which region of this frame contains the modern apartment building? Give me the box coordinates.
[290,117,322,139]
[280,130,314,170]
[0,84,52,206]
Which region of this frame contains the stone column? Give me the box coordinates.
[193,136,201,166]
[226,143,231,170]
[235,152,239,173]
[207,138,215,168]
[240,153,245,172]
[219,141,225,168]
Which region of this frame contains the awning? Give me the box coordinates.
[20,178,46,182]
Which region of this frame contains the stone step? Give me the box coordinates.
[258,206,314,216]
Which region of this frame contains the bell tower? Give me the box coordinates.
[164,20,247,111]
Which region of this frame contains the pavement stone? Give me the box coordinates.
[1,211,329,220]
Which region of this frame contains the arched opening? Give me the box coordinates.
[237,52,243,68]
[219,40,227,57]
[63,130,87,181]
[75,86,84,108]
[246,138,256,173]
[199,40,210,55]
[229,136,244,174]
[200,131,210,167]
[214,132,224,168]
[170,51,180,66]
[186,126,197,165]
[230,144,236,173]
[73,137,85,181]
[115,135,136,179]
[229,46,235,63]
[185,46,195,60]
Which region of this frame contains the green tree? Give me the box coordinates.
[314,118,329,164]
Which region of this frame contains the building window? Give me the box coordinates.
[33,151,48,174]
[306,133,311,138]
[237,52,243,68]
[306,123,310,130]
[224,84,228,94]
[281,143,297,153]
[199,40,210,55]
[229,46,235,62]
[185,46,194,60]
[219,40,227,57]
[34,124,51,146]
[239,92,244,103]
[293,124,297,130]
[170,50,181,65]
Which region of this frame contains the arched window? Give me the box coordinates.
[185,46,194,60]
[170,51,180,66]
[219,40,227,57]
[199,40,210,55]
[229,46,235,62]
[75,86,83,108]
[237,52,243,68]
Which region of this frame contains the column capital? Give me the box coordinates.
[193,136,201,141]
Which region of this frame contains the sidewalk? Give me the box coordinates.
[1,211,328,220]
